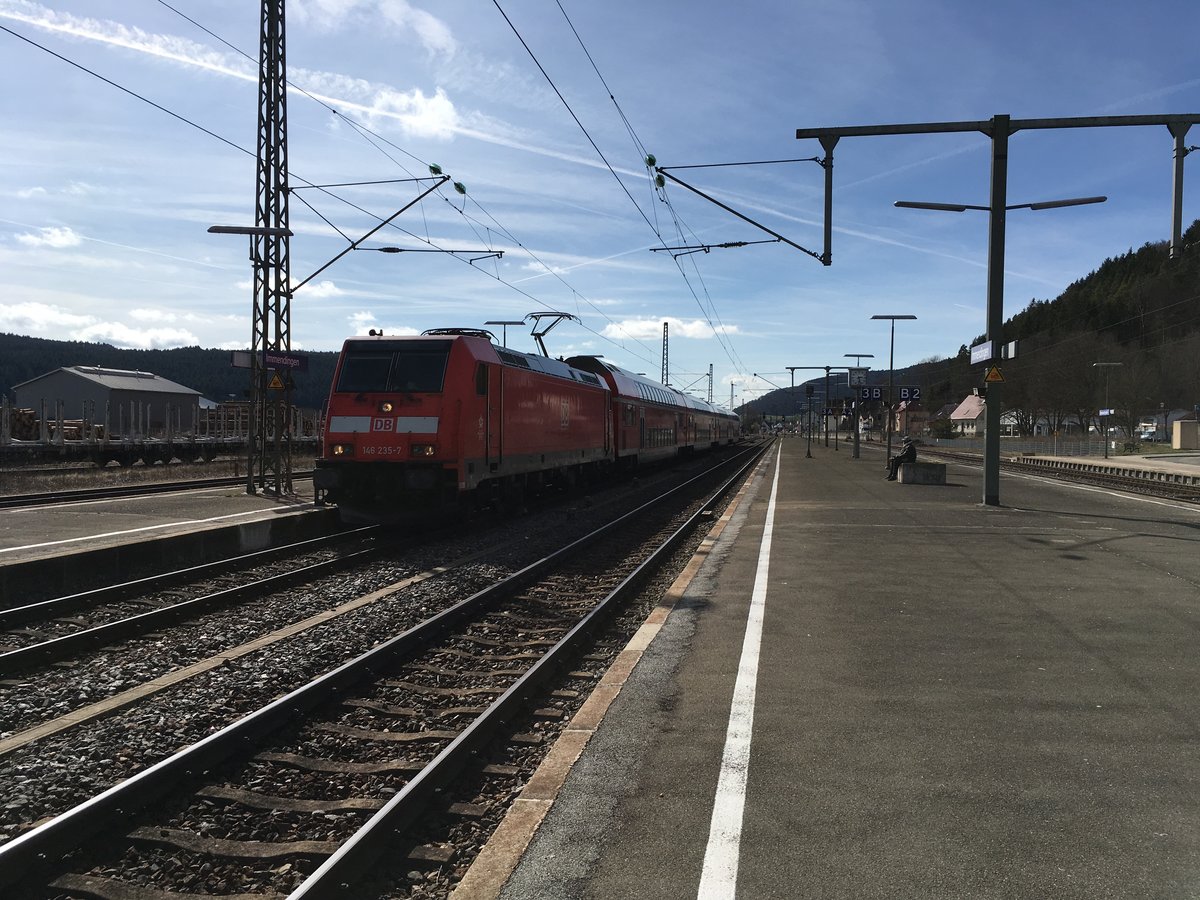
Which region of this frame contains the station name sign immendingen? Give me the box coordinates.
[231,350,309,372]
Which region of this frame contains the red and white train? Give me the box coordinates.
[314,328,740,523]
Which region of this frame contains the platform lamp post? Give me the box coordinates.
[870,315,916,468]
[844,353,874,459]
[207,224,294,495]
[781,367,797,437]
[895,193,1106,505]
[1094,361,1123,458]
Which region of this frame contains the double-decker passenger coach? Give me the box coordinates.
[565,355,740,464]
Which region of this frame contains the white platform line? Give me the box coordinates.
[697,442,782,899]
[0,509,276,555]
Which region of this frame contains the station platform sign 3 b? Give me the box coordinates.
[859,386,922,401]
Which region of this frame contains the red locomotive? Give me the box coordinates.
[314,328,739,523]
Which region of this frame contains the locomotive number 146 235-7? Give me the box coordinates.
[361,445,405,456]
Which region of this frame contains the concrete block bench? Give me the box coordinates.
[898,461,946,485]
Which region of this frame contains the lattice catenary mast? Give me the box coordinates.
[250,0,292,495]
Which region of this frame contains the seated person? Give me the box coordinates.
[887,437,916,480]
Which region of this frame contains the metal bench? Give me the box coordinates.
[898,461,947,485]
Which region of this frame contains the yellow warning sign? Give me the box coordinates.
[268,373,285,390]
[984,365,1005,383]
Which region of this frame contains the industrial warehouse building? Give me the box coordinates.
[12,366,203,433]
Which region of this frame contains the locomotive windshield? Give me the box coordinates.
[335,340,451,393]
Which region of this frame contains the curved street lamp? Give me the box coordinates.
[895,192,1107,505]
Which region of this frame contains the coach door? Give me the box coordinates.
[484,363,503,469]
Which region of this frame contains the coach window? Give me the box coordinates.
[475,363,488,395]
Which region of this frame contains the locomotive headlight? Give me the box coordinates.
[410,443,437,457]
[331,443,353,456]
[378,401,394,413]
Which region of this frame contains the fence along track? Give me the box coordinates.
[920,447,1200,502]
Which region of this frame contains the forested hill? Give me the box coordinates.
[921,219,1200,424]
[0,335,338,411]
[749,217,1200,424]
[1002,217,1200,348]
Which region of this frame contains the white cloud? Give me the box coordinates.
[16,187,46,199]
[0,300,95,330]
[0,1,257,80]
[0,300,197,348]
[2,4,466,143]
[296,280,346,299]
[14,225,82,248]
[73,321,199,349]
[291,0,456,58]
[129,307,211,324]
[522,260,565,277]
[363,86,458,139]
[348,311,419,336]
[602,317,741,341]
[296,71,461,139]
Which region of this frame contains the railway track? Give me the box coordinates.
[0,443,765,897]
[0,527,379,675]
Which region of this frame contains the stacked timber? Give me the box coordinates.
[10,409,38,440]
[47,419,86,440]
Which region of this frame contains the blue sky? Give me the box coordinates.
[1,0,1198,407]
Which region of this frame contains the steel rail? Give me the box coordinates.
[0,443,763,892]
[0,538,378,676]
[290,443,767,899]
[0,526,372,625]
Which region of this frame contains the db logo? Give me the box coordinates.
[372,418,395,432]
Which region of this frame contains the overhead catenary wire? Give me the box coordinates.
[153,0,666,366]
[537,0,752,380]
[166,0,746,378]
[2,10,665,371]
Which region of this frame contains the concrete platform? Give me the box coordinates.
[470,437,1200,900]
[0,482,329,602]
